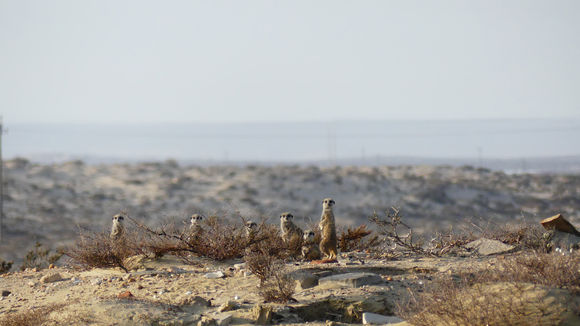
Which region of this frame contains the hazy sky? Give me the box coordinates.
[1,0,579,124]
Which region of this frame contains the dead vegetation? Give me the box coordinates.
[401,252,580,325]
[65,230,138,272]
[337,224,382,252]
[0,303,66,326]
[20,242,63,271]
[0,259,12,274]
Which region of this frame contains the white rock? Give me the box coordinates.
[233,263,246,271]
[362,312,404,325]
[204,271,225,279]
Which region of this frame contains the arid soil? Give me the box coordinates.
[0,251,515,325]
[1,158,579,264]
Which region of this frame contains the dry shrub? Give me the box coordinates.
[0,304,66,326]
[484,252,580,293]
[246,249,295,303]
[65,230,136,272]
[370,207,428,255]
[20,242,64,271]
[0,259,12,274]
[401,278,571,326]
[426,227,474,256]
[465,219,548,251]
[338,224,382,252]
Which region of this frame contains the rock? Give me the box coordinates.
[319,273,383,288]
[40,272,62,283]
[48,264,55,269]
[233,263,246,271]
[362,312,404,325]
[541,214,580,235]
[204,271,225,279]
[289,271,319,290]
[197,316,216,326]
[1,290,10,297]
[464,238,515,255]
[214,313,233,326]
[117,291,134,299]
[181,296,211,307]
[545,230,580,251]
[166,266,186,274]
[218,300,238,312]
[252,304,273,325]
[123,254,147,271]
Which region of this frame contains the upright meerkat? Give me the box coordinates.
[245,221,258,239]
[280,212,304,243]
[189,214,204,233]
[319,198,338,260]
[301,229,321,260]
[110,212,126,241]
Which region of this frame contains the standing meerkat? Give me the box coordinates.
[301,229,322,260]
[245,221,258,239]
[319,198,338,260]
[110,212,126,241]
[280,212,304,243]
[189,214,204,233]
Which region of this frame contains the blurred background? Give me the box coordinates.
[1,1,579,263]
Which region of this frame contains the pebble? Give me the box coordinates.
[40,272,62,283]
[117,291,134,299]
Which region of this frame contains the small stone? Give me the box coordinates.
[385,276,393,281]
[137,285,144,290]
[215,313,233,326]
[465,238,515,256]
[40,272,62,283]
[204,271,225,279]
[290,271,319,290]
[91,279,102,286]
[218,300,238,312]
[27,281,36,287]
[117,291,134,299]
[252,304,273,325]
[362,312,404,325]
[233,263,246,271]
[48,264,55,269]
[1,290,10,297]
[197,316,216,326]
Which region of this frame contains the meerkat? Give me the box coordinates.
[301,229,321,261]
[110,212,126,241]
[319,198,338,260]
[245,221,258,239]
[280,212,304,243]
[189,214,204,233]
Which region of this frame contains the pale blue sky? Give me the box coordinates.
[1,0,579,124]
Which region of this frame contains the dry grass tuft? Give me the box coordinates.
[20,242,63,271]
[0,304,66,326]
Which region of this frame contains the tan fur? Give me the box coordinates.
[110,212,126,241]
[319,198,338,260]
[280,212,304,243]
[189,214,204,234]
[301,230,321,260]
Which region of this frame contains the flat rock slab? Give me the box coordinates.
[319,272,383,288]
[362,312,404,325]
[465,238,515,256]
[541,214,580,235]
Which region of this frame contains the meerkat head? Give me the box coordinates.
[112,212,126,223]
[322,198,335,210]
[245,221,258,230]
[190,214,204,225]
[280,212,294,223]
[303,229,315,242]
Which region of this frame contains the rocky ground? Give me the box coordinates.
[1,158,579,264]
[1,245,578,325]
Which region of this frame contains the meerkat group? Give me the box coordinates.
[111,197,339,261]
